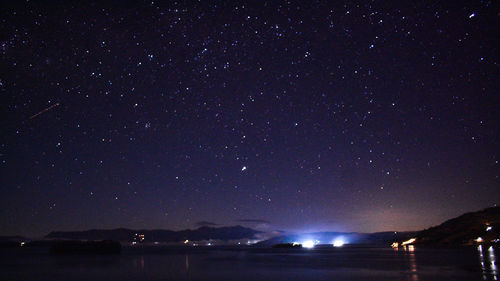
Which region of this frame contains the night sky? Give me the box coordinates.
[1,1,498,237]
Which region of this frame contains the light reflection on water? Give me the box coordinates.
[1,246,497,280]
[400,245,418,281]
[132,255,145,272]
[186,254,191,281]
[478,245,497,280]
[407,245,418,281]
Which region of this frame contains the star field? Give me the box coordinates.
[0,1,498,236]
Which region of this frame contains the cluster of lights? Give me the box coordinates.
[475,224,497,244]
[391,238,416,248]
[133,233,145,243]
[294,238,346,249]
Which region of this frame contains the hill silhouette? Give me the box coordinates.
[45,225,260,242]
[416,206,500,245]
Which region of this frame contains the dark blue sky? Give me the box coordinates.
[1,1,498,237]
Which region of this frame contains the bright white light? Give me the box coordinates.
[401,238,416,246]
[302,240,315,249]
[241,166,247,172]
[333,239,345,247]
[486,226,493,231]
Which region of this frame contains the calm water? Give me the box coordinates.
[0,245,497,280]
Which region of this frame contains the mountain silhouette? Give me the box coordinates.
[45,225,260,242]
[416,206,500,245]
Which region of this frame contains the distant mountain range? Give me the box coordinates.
[3,206,499,247]
[416,206,499,245]
[46,225,261,243]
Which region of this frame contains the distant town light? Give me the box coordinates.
[333,239,345,247]
[302,240,315,249]
[391,242,399,248]
[486,226,493,231]
[475,237,483,243]
[184,240,189,244]
[401,238,416,246]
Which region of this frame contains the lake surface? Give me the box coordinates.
[0,245,497,280]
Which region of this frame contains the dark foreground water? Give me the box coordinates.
[0,245,497,281]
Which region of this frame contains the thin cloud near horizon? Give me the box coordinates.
[237,219,271,224]
[194,221,220,227]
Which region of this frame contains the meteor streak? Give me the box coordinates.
[29,102,60,119]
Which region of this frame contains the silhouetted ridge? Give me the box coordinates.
[416,206,500,245]
[46,225,260,242]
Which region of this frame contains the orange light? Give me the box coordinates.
[401,238,416,246]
